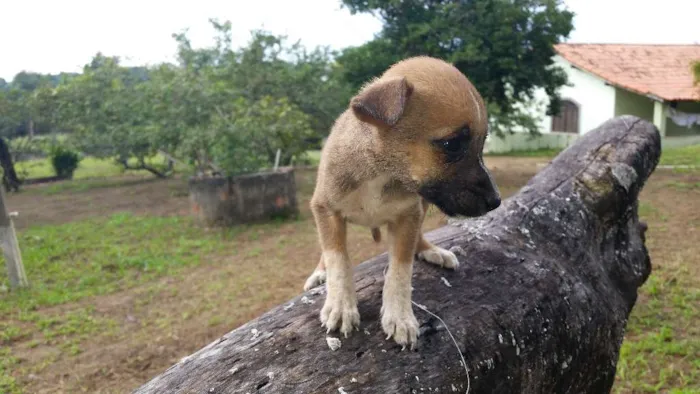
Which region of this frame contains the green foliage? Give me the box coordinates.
[151,20,328,176]
[48,145,81,179]
[210,96,315,175]
[224,29,353,140]
[0,89,23,137]
[338,0,574,136]
[1,19,353,178]
[0,19,359,180]
[53,54,174,177]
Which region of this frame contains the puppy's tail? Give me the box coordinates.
[371,227,381,243]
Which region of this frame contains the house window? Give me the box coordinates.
[551,100,579,134]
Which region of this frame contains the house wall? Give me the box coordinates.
[614,88,654,121]
[613,89,700,140]
[543,56,618,135]
[667,100,700,137]
[486,55,616,153]
[485,132,578,154]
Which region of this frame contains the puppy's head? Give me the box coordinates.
[350,56,501,217]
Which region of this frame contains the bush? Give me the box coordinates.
[49,145,81,179]
[210,96,315,176]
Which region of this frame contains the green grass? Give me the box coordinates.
[305,147,563,163]
[0,212,250,314]
[17,156,126,179]
[29,177,160,196]
[16,153,189,181]
[483,143,700,164]
[0,212,253,392]
[0,347,20,394]
[614,261,700,393]
[614,190,699,393]
[0,209,303,392]
[485,147,563,158]
[304,150,322,166]
[660,144,700,166]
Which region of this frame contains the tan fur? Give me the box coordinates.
[304,56,500,348]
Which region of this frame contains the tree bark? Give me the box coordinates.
[0,137,21,192]
[27,118,34,138]
[118,159,170,179]
[134,115,660,394]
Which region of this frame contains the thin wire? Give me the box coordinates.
[412,301,470,394]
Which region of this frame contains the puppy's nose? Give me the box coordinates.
[486,194,501,210]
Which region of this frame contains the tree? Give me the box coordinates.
[337,0,574,136]
[157,20,322,176]
[230,30,354,141]
[0,90,20,136]
[56,54,171,177]
[0,91,22,190]
[0,20,355,180]
[210,96,314,175]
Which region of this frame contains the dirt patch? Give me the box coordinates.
[4,156,538,230]
[5,176,191,230]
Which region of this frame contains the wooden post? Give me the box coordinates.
[0,185,28,289]
[273,149,281,171]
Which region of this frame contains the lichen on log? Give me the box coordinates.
[134,115,660,394]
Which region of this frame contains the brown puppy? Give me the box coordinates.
[304,56,501,348]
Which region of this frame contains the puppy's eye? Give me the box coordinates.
[434,127,470,163]
[441,136,464,153]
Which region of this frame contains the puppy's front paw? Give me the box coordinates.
[418,246,459,269]
[320,293,360,337]
[381,301,419,348]
[303,269,326,291]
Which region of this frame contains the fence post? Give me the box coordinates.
[0,186,28,289]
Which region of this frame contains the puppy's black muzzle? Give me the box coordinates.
[472,167,501,210]
[484,193,502,211]
[418,158,501,218]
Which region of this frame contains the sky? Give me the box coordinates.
[1,0,699,81]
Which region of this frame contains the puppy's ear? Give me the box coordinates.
[350,76,413,129]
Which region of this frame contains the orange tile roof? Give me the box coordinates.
[554,43,700,101]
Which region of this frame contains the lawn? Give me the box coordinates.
[15,153,187,181]
[659,143,700,167]
[485,147,563,158]
[0,149,698,393]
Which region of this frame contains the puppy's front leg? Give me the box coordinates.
[382,206,421,348]
[311,200,360,336]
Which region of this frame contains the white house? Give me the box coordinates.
[486,43,700,153]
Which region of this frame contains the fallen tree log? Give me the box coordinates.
[134,115,660,394]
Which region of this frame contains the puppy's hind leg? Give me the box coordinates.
[304,226,380,291]
[415,198,459,270]
[311,199,360,337]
